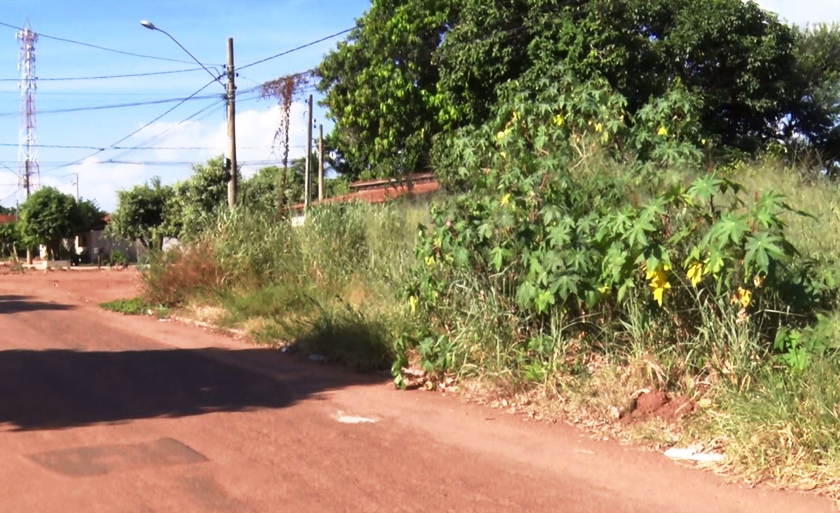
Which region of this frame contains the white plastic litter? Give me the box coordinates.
[664,446,725,463]
[335,411,377,424]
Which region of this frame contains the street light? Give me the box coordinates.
[140,20,237,208]
[140,20,219,83]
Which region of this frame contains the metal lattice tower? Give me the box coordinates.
[17,21,39,198]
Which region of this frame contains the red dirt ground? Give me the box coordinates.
[0,268,832,512]
[621,390,698,425]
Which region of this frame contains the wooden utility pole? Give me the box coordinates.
[304,94,313,210]
[318,124,324,202]
[226,37,238,209]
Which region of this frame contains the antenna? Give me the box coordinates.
[17,20,39,199]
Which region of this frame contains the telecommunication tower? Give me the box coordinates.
[17,21,39,198]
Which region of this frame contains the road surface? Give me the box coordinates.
[0,270,832,512]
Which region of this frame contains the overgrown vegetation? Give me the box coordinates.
[138,199,429,371]
[110,0,840,500]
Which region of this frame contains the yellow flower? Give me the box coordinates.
[554,114,565,127]
[657,126,668,137]
[496,130,506,142]
[652,281,671,307]
[425,255,436,267]
[409,295,418,314]
[686,261,704,287]
[701,138,707,145]
[512,111,521,123]
[501,193,511,206]
[499,151,507,160]
[753,275,764,289]
[598,285,611,295]
[646,263,672,307]
[731,287,752,309]
[595,122,604,133]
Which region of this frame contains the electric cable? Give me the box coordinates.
[0,20,223,65]
[39,79,220,175]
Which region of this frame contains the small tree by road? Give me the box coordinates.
[17,187,92,260]
[108,178,172,250]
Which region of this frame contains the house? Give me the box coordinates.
[73,214,143,263]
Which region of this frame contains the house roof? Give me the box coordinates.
[288,174,440,211]
[0,214,17,225]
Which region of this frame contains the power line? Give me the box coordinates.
[104,100,225,163]
[0,94,219,117]
[40,79,220,176]
[0,90,200,97]
[0,68,205,82]
[239,27,354,70]
[0,143,279,151]
[0,20,223,65]
[0,187,21,205]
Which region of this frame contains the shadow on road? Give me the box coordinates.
[0,347,383,431]
[0,295,75,314]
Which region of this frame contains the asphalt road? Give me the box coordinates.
[0,270,833,512]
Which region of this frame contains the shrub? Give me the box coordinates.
[401,74,836,388]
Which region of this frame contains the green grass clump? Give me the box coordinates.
[100,296,168,317]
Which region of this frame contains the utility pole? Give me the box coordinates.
[318,124,324,202]
[74,172,79,201]
[24,161,30,265]
[140,21,235,210]
[226,37,237,209]
[24,161,30,198]
[304,94,313,210]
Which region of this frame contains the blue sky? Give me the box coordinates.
[0,0,370,210]
[0,0,836,211]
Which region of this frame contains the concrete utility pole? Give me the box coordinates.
[24,161,30,265]
[304,94,313,210]
[226,37,237,209]
[318,124,324,202]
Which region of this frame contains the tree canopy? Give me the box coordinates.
[17,187,99,259]
[316,0,457,178]
[317,0,840,176]
[109,177,171,250]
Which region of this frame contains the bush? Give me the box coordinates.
[401,74,836,389]
[142,241,226,306]
[110,249,129,267]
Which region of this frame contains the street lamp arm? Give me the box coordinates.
[140,21,220,84]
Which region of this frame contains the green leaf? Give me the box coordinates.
[516,281,537,308]
[490,246,510,271]
[744,232,785,275]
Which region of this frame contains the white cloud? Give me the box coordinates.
[36,101,313,211]
[755,0,840,26]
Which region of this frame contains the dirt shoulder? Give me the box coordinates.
[0,268,833,512]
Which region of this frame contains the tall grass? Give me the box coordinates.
[143,198,430,372]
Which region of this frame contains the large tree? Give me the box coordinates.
[319,0,833,173]
[785,23,840,169]
[316,0,458,179]
[441,0,800,152]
